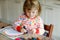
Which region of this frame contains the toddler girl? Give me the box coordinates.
[13,0,45,35]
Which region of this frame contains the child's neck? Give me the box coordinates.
[25,14,38,19]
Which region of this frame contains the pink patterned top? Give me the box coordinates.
[13,14,45,35]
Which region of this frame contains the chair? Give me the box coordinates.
[44,24,53,38]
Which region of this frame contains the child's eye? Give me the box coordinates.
[28,9,31,10]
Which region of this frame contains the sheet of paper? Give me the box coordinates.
[3,27,23,36]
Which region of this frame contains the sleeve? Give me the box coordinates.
[13,16,23,32]
[33,17,45,35]
[38,18,45,35]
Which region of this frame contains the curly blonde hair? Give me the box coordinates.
[23,0,41,15]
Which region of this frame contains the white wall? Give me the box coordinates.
[44,7,60,38]
[0,0,8,23]
[6,0,23,23]
[0,5,1,19]
[0,0,60,39]
[0,1,2,19]
[0,0,24,23]
[40,0,60,38]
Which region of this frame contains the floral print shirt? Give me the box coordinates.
[13,14,45,35]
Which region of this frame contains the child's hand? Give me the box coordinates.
[21,28,27,33]
[29,29,35,34]
[30,29,37,34]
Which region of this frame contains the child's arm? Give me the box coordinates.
[32,18,45,35]
[13,16,23,32]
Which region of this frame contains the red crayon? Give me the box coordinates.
[16,26,22,32]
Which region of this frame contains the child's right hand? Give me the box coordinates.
[21,28,27,33]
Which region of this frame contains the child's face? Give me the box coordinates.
[25,8,38,18]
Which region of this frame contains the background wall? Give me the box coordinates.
[40,0,60,39]
[0,1,2,19]
[0,0,60,39]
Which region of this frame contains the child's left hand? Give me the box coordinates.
[29,29,35,34]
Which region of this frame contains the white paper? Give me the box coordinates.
[3,28,23,36]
